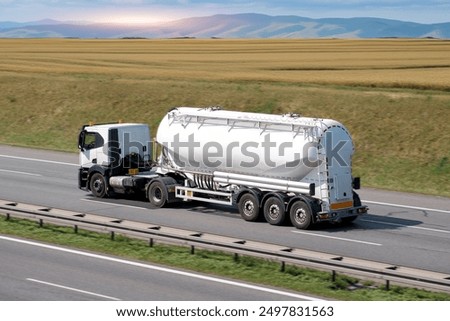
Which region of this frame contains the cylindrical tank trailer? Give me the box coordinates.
[153,107,366,228]
[156,107,346,181]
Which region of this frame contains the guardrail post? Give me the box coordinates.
[234,253,239,262]
[39,219,43,228]
[280,261,286,272]
[386,280,390,291]
[149,238,154,247]
[74,225,78,234]
[332,270,336,282]
[190,245,195,255]
[111,231,115,241]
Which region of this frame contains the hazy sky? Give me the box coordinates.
[1,0,449,24]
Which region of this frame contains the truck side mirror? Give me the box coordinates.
[78,130,86,151]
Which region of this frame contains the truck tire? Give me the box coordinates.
[263,196,286,225]
[89,173,108,198]
[238,193,260,222]
[290,200,312,229]
[148,181,167,207]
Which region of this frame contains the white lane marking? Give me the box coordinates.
[0,169,42,177]
[363,200,450,214]
[26,278,121,301]
[81,198,149,210]
[0,235,322,301]
[0,154,78,167]
[292,230,382,246]
[360,219,450,235]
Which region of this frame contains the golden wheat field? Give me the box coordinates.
[2,38,450,89]
[0,38,449,196]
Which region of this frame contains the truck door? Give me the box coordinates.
[79,130,105,168]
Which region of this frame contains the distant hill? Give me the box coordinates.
[1,13,449,38]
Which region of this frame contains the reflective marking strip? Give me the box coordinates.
[330,200,353,210]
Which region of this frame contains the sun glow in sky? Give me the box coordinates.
[95,13,176,24]
[1,1,449,24]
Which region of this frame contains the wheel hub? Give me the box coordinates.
[268,204,280,220]
[93,179,103,193]
[244,200,254,215]
[152,187,162,202]
[294,208,307,224]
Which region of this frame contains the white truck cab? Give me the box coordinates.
[78,123,153,196]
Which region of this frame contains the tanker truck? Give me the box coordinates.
[78,107,368,229]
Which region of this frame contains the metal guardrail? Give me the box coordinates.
[1,199,449,293]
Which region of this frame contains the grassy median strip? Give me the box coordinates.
[1,215,449,301]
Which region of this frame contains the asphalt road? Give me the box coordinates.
[0,235,314,301]
[0,144,449,279]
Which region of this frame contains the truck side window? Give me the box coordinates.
[84,132,104,150]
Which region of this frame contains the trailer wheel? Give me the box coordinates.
[90,173,108,198]
[148,181,167,207]
[238,193,260,222]
[263,196,286,225]
[290,200,312,229]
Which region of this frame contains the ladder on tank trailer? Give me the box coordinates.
[168,108,324,139]
[316,147,330,209]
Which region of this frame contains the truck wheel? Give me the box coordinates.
[263,196,286,225]
[238,193,260,222]
[90,173,108,198]
[290,200,312,229]
[148,181,167,207]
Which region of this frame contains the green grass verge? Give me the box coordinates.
[1,215,449,301]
